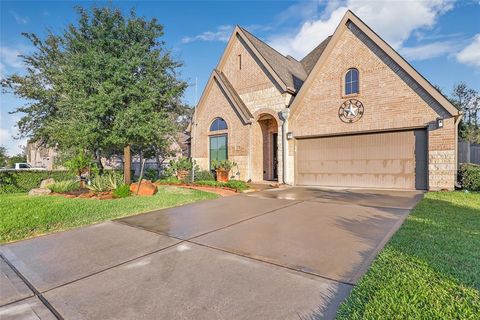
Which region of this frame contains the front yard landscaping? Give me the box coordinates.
[336,191,480,319]
[0,186,217,243]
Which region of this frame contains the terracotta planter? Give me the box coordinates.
[215,169,229,182]
[176,170,189,181]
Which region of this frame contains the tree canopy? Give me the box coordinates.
[2,6,188,165]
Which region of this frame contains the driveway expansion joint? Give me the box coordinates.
[187,239,355,287]
[1,254,64,319]
[40,239,185,295]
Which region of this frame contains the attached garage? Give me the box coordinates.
[295,129,428,190]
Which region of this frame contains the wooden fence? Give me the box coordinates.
[458,141,480,164]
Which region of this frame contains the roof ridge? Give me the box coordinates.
[238,26,291,61]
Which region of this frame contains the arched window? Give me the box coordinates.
[209,117,228,131]
[345,68,359,95]
[209,118,228,169]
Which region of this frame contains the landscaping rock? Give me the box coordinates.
[130,180,158,196]
[28,188,52,196]
[39,178,55,189]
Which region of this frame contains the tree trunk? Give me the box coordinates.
[94,149,104,172]
[124,144,131,184]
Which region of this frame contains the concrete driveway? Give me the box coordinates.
[0,187,423,320]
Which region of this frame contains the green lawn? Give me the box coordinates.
[0,186,217,243]
[336,191,480,319]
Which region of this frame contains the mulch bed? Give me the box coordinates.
[155,182,240,196]
[50,189,116,200]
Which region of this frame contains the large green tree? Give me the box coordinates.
[2,6,188,179]
[450,83,480,143]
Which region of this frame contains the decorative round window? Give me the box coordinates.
[338,99,364,123]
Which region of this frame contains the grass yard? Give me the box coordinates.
[0,186,217,243]
[336,191,480,319]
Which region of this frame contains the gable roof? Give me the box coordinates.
[301,36,331,74]
[289,10,460,118]
[213,69,253,122]
[239,27,308,91]
[190,69,253,131]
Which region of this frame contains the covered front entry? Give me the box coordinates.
[252,113,279,182]
[295,129,428,190]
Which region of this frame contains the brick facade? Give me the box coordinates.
[288,27,457,190]
[191,13,459,190]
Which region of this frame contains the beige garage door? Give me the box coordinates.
[295,130,428,189]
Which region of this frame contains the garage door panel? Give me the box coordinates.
[296,130,427,189]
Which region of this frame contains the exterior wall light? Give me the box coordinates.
[437,117,444,128]
[286,132,294,140]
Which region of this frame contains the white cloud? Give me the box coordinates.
[400,39,465,61]
[0,46,25,69]
[0,126,26,156]
[9,10,29,24]
[181,25,233,44]
[268,0,456,59]
[456,34,480,68]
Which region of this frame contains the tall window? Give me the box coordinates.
[209,135,227,169]
[345,68,359,95]
[210,117,228,131]
[209,118,228,169]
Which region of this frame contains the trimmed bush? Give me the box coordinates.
[113,184,131,198]
[222,180,249,192]
[0,171,75,194]
[48,180,80,193]
[459,164,480,191]
[194,170,215,182]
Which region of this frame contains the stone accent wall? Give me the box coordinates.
[428,118,456,190]
[289,27,457,190]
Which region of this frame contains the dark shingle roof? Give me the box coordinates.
[239,27,308,91]
[239,26,331,92]
[301,36,332,74]
[214,69,253,122]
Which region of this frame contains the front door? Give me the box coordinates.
[272,133,278,180]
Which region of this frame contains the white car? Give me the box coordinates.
[14,163,47,170]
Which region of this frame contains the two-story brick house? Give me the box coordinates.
[189,10,461,190]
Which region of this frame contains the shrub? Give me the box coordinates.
[170,157,194,172]
[223,180,249,192]
[48,180,80,193]
[0,170,76,194]
[194,170,215,182]
[87,171,124,192]
[459,164,480,191]
[211,159,236,171]
[195,180,219,187]
[156,176,182,184]
[195,180,249,192]
[113,184,131,198]
[143,168,158,181]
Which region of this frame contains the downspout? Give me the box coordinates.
[280,92,294,185]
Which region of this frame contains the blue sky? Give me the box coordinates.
[1,0,479,155]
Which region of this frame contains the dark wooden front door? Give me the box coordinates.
[273,133,278,180]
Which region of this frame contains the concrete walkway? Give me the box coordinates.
[0,187,423,320]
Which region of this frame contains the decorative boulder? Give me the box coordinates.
[129,180,158,196]
[28,188,52,196]
[40,178,55,189]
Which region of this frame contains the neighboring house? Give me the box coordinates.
[26,133,189,174]
[26,141,58,170]
[189,11,461,190]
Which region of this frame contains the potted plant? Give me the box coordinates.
[170,157,193,181]
[211,159,236,182]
